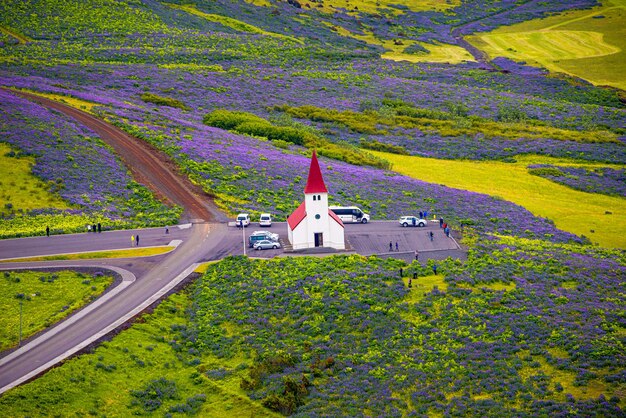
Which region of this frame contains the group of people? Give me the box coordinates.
[131,234,140,246]
[86,223,102,233]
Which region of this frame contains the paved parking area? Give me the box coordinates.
[223,221,466,262]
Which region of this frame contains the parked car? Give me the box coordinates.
[252,230,279,241]
[399,216,427,227]
[236,213,250,227]
[248,231,279,247]
[259,213,272,227]
[253,239,281,250]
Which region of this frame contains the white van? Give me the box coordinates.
[236,213,250,227]
[329,206,370,223]
[259,213,272,227]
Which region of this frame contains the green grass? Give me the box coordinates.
[0,291,278,417]
[403,273,448,303]
[466,0,626,90]
[369,151,626,249]
[0,270,114,351]
[0,246,174,263]
[0,143,71,217]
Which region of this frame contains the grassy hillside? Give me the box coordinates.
[0,0,624,414]
[369,152,626,248]
[467,0,626,90]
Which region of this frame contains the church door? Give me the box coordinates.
[314,233,323,247]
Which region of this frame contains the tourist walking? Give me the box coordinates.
[389,241,393,252]
[136,234,140,246]
[46,226,50,237]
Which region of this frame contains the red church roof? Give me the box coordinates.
[303,150,328,194]
[287,202,306,230]
[328,209,344,228]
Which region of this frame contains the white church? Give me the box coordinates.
[287,151,345,250]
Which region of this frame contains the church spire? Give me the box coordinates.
[303,150,328,194]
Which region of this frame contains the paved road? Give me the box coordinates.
[0,223,213,393]
[1,221,462,262]
[0,90,223,395]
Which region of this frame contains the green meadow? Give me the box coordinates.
[0,270,114,351]
[0,143,71,217]
[466,0,626,90]
[0,290,278,417]
[369,151,626,249]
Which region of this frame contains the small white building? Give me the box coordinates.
[287,151,345,250]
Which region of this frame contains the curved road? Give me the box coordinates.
[0,89,226,394]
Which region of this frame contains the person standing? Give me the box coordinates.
[429,231,434,241]
[395,242,399,251]
[439,217,444,228]
[131,235,135,246]
[419,211,423,219]
[97,223,101,233]
[414,250,419,261]
[445,227,450,237]
[46,226,50,237]
[136,234,140,246]
[389,241,393,252]
[433,264,438,275]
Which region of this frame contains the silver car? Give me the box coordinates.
[253,239,281,250]
[399,216,427,227]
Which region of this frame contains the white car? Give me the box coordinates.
[236,213,250,227]
[399,216,427,227]
[259,213,272,227]
[251,230,279,241]
[253,239,281,250]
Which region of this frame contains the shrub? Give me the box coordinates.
[203,109,267,130]
[140,92,189,110]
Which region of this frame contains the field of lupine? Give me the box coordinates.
[0,0,625,415]
[2,243,624,416]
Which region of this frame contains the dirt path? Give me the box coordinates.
[7,88,225,223]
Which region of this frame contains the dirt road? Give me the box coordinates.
[6,88,224,223]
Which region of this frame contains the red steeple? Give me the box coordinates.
[304,150,328,194]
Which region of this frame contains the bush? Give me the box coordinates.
[203,109,267,130]
[140,92,189,110]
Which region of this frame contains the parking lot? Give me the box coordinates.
[216,220,466,263]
